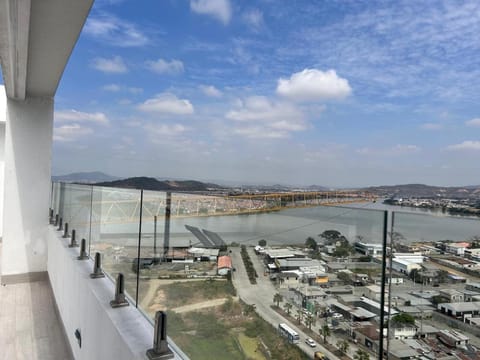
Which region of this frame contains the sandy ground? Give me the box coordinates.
[171,297,232,313]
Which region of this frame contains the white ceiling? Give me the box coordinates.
[0,0,94,100]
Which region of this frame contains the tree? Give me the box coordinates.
[258,239,267,247]
[305,236,318,251]
[354,349,370,360]
[391,313,415,326]
[273,292,283,308]
[305,313,316,330]
[470,235,480,248]
[320,323,330,344]
[337,339,349,355]
[319,230,342,242]
[437,269,449,283]
[284,302,293,316]
[243,304,256,316]
[314,302,325,317]
[409,268,421,283]
[296,308,303,324]
[338,271,352,284]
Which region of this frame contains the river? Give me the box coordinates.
[117,201,480,248]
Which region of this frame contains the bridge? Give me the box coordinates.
[63,190,376,226]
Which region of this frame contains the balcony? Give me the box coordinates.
[1,2,480,360]
[42,182,480,359]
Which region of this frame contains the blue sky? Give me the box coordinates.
[48,0,480,187]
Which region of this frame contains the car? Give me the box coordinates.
[332,312,343,319]
[305,338,317,347]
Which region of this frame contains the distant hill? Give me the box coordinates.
[363,183,480,199]
[96,176,225,192]
[52,171,119,183]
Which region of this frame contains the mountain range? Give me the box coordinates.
[362,183,480,199]
[51,172,480,198]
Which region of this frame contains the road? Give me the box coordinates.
[230,247,339,360]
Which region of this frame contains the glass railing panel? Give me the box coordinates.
[388,210,480,359]
[89,185,142,305]
[137,190,168,315]
[134,191,387,360]
[50,182,62,219]
[61,183,93,245]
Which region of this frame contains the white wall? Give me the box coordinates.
[1,96,53,275]
[48,227,185,360]
[0,85,6,238]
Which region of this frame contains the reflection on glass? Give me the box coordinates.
[51,182,480,360]
[387,210,480,359]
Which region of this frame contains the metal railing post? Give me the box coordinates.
[146,311,174,359]
[69,229,79,248]
[110,273,129,308]
[62,223,69,238]
[90,252,105,278]
[77,239,89,260]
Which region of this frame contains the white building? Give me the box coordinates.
[391,258,422,275]
[354,241,383,256]
[445,242,470,256]
[439,289,464,303]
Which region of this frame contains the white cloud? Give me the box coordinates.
[102,84,122,92]
[226,96,306,139]
[243,9,264,31]
[55,110,109,125]
[356,144,420,156]
[391,144,420,154]
[84,14,148,47]
[144,123,189,136]
[138,93,194,115]
[146,59,184,75]
[128,87,143,94]
[91,56,128,73]
[277,69,352,101]
[421,123,444,130]
[102,84,143,94]
[447,141,480,151]
[199,85,222,97]
[53,124,93,142]
[466,118,480,127]
[190,0,232,25]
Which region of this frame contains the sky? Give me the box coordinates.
[42,0,480,187]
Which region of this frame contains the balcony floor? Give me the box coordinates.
[0,244,72,360]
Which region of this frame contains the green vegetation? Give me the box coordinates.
[337,339,349,355]
[354,349,370,360]
[305,313,316,330]
[237,333,265,360]
[273,292,283,308]
[305,236,318,251]
[162,279,236,308]
[258,239,267,247]
[319,230,343,243]
[337,271,352,284]
[320,323,330,344]
[167,300,307,360]
[284,302,293,315]
[318,229,355,257]
[391,313,415,326]
[358,255,372,262]
[241,245,258,284]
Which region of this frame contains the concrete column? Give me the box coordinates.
[1,96,53,280]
